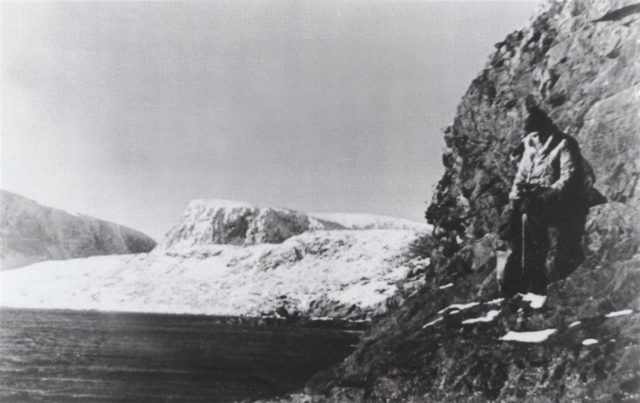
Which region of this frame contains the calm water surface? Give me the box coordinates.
[0,308,360,402]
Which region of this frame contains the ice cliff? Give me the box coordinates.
[0,190,157,269]
[302,0,640,401]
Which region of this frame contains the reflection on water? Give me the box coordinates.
[0,308,360,402]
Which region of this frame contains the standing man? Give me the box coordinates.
[499,100,593,297]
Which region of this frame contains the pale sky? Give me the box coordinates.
[1,1,537,239]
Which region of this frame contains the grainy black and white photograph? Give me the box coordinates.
[1,0,638,401]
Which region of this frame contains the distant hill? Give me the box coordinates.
[0,190,157,269]
[311,212,431,232]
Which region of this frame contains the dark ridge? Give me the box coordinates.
[593,3,640,22]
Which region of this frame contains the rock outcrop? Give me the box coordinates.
[161,200,431,252]
[303,0,640,401]
[426,0,639,245]
[0,190,157,269]
[162,199,345,251]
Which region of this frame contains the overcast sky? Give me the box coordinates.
[1,1,537,239]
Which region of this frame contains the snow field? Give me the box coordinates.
[0,229,423,318]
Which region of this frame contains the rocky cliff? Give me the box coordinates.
[161,199,345,250]
[426,0,639,244]
[0,190,157,269]
[161,200,431,252]
[302,0,640,401]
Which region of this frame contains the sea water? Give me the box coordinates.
[0,308,360,402]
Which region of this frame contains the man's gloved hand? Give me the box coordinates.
[521,193,541,214]
[522,187,555,214]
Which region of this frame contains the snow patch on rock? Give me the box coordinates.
[499,329,557,343]
[605,309,633,318]
[422,317,443,329]
[522,293,547,309]
[462,310,501,324]
[438,302,479,314]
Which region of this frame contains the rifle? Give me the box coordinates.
[522,211,527,287]
[516,183,543,290]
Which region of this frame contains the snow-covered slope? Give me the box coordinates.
[0,191,157,269]
[0,198,430,319]
[311,212,431,232]
[0,230,428,319]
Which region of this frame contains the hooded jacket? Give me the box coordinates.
[509,130,590,217]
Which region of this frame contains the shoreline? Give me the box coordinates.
[0,306,370,331]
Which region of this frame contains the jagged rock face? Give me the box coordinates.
[162,199,345,250]
[304,1,640,401]
[426,0,640,245]
[0,190,157,270]
[162,200,433,252]
[307,202,640,401]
